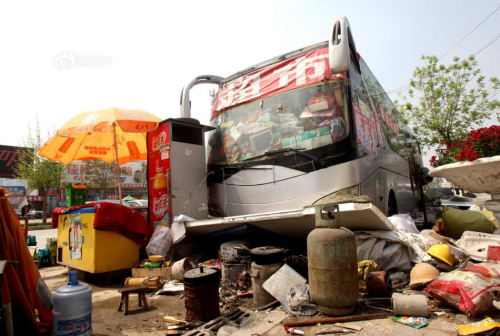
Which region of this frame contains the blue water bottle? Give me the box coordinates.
[52,270,93,336]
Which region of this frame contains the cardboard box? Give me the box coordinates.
[132,267,172,279]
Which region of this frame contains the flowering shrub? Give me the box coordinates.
[430,125,500,168]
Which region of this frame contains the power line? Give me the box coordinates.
[370,8,500,99]
[439,6,500,60]
[379,31,500,98]
[474,32,500,56]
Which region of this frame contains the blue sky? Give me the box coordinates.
[0,1,498,167]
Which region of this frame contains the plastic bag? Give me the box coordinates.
[286,284,318,316]
[146,226,173,258]
[358,260,378,292]
[392,317,428,329]
[397,230,445,263]
[389,214,419,234]
[457,317,500,335]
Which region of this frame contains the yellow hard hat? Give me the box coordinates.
[410,263,440,288]
[427,244,455,266]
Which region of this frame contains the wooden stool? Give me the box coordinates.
[117,285,149,315]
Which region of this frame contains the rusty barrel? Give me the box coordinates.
[307,204,359,315]
[183,267,220,322]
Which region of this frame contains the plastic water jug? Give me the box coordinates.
[53,270,92,336]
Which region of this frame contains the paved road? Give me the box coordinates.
[31,228,58,249]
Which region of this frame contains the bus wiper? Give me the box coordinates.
[242,147,323,167]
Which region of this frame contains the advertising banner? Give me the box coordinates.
[61,160,146,187]
[211,46,345,119]
[28,196,44,202]
[0,145,32,178]
[353,103,383,157]
[147,122,171,228]
[3,186,26,196]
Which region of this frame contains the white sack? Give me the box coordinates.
[388,214,419,234]
[355,231,412,271]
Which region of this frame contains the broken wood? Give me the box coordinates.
[282,313,387,328]
[334,323,363,331]
[163,316,187,324]
[316,326,356,334]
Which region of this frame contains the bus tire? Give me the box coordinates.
[387,192,397,217]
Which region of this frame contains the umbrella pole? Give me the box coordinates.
[113,123,122,205]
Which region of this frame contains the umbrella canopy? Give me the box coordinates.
[40,107,161,203]
[40,107,161,166]
[122,195,137,202]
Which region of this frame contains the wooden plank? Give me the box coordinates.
[163,316,187,324]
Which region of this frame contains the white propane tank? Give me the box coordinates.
[53,270,93,336]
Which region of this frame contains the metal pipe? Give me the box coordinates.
[180,75,223,118]
[113,123,122,205]
[282,313,387,327]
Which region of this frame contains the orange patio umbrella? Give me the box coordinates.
[39,107,161,202]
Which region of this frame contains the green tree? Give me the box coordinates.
[395,55,500,151]
[82,160,126,199]
[15,119,66,224]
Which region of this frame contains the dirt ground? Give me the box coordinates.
[41,265,494,336]
[42,266,189,336]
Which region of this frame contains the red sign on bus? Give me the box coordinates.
[211,47,345,119]
[378,105,400,136]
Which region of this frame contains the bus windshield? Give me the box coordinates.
[207,80,350,165]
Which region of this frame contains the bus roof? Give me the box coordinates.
[222,41,328,85]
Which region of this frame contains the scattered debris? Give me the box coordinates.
[286,284,318,316]
[155,280,185,295]
[282,313,388,328]
[163,316,187,324]
[333,323,363,331]
[457,317,500,335]
[392,293,429,317]
[284,326,305,335]
[262,264,307,314]
[315,326,356,334]
[392,316,428,329]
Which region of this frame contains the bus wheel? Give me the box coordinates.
[387,192,397,217]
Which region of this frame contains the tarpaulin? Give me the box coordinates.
[0,187,53,335]
[211,46,345,119]
[51,202,153,244]
[355,231,412,271]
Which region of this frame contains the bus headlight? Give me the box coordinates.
[314,185,360,204]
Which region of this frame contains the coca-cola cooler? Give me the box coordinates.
[147,119,213,228]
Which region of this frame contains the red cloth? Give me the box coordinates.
[51,202,153,244]
[1,187,53,334]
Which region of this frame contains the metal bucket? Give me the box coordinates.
[251,262,283,307]
[184,267,220,322]
[172,257,197,280]
[392,294,429,317]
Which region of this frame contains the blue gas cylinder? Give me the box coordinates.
[53,270,93,336]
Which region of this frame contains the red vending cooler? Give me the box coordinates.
[147,119,213,228]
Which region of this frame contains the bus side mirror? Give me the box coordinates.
[329,16,356,74]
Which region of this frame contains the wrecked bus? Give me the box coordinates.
[179,17,424,220]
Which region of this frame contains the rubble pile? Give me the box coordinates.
[141,203,500,335]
